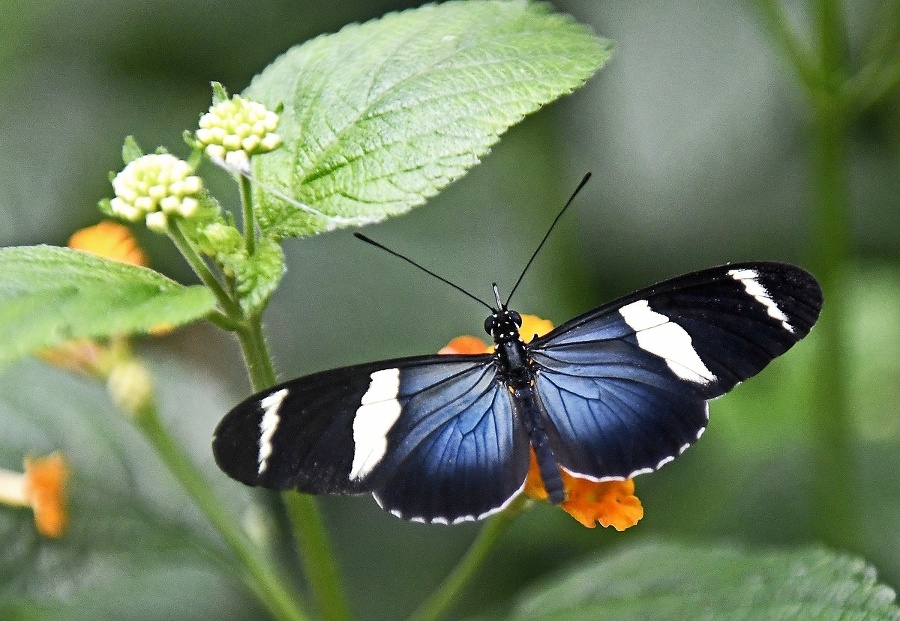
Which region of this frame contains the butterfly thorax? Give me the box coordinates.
[484,308,522,343]
[484,307,565,502]
[485,308,534,386]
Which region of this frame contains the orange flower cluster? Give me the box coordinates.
[68,220,148,267]
[0,452,70,538]
[24,453,70,538]
[440,315,642,530]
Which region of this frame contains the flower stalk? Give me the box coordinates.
[172,95,351,620]
[92,149,352,621]
[407,500,525,621]
[134,400,309,621]
[283,492,353,621]
[750,0,897,551]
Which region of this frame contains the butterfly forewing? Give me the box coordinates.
[213,359,404,494]
[213,354,532,524]
[527,262,823,482]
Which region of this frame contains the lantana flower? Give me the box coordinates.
[0,452,70,538]
[38,222,160,415]
[195,95,281,173]
[37,222,149,376]
[68,220,148,267]
[109,153,202,232]
[440,314,643,530]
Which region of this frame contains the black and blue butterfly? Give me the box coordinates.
[213,251,822,524]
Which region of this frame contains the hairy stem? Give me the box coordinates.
[135,403,308,621]
[168,219,242,320]
[284,492,353,621]
[171,212,351,619]
[239,174,256,256]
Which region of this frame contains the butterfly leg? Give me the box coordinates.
[511,384,565,504]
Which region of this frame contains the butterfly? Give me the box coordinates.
[213,260,822,524]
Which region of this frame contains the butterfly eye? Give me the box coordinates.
[509,311,522,328]
[483,315,497,336]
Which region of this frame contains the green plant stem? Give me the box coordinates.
[806,0,857,550]
[135,403,308,621]
[235,314,278,392]
[753,0,822,92]
[284,492,353,621]
[849,51,900,110]
[239,174,256,256]
[407,501,525,621]
[168,219,242,320]
[754,0,859,552]
[207,308,244,332]
[848,0,900,112]
[171,214,350,619]
[232,313,352,621]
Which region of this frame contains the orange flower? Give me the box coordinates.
[35,338,108,377]
[438,335,490,355]
[0,452,70,538]
[516,315,554,344]
[68,220,148,267]
[523,449,643,530]
[438,314,554,355]
[439,315,642,530]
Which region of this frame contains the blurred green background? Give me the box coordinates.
[0,1,897,620]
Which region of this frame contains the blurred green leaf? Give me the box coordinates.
[0,246,216,366]
[243,0,612,237]
[504,541,900,620]
[0,356,263,620]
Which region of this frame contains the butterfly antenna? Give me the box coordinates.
[354,233,495,311]
[505,172,592,306]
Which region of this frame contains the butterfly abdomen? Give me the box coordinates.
[495,337,566,504]
[512,383,565,504]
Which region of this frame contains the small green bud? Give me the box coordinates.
[107,359,153,418]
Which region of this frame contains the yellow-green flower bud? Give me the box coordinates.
[196,96,282,169]
[144,211,168,233]
[109,154,203,232]
[107,359,153,418]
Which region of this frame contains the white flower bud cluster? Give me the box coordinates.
[110,154,202,232]
[196,96,281,173]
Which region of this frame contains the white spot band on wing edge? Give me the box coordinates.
[728,268,794,333]
[619,300,716,385]
[375,480,527,525]
[258,388,288,474]
[349,368,402,481]
[559,404,710,482]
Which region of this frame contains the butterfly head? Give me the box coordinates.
[484,308,522,343]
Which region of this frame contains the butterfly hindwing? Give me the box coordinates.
[369,359,530,523]
[528,262,823,481]
[213,354,532,524]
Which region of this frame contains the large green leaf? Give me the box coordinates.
[243,0,612,237]
[0,246,216,366]
[506,541,900,620]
